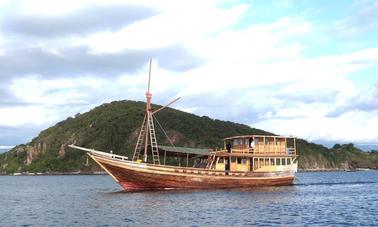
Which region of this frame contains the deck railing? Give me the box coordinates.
[230,146,296,155]
[68,145,129,161]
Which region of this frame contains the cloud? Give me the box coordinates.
[0,145,14,149]
[0,125,41,146]
[0,46,145,79]
[1,4,158,38]
[0,1,378,147]
[0,1,204,83]
[0,44,203,80]
[157,46,204,71]
[79,3,249,52]
[326,84,378,117]
[255,110,378,143]
[169,32,378,143]
[249,70,378,143]
[0,85,30,107]
[334,1,378,38]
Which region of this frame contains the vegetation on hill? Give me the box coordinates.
[0,100,377,174]
[296,140,378,169]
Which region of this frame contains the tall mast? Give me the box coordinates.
[147,59,152,94]
[132,59,179,164]
[144,59,153,162]
[132,59,159,164]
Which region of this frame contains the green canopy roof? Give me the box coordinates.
[158,145,210,156]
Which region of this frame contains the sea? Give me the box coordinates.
[1,171,377,226]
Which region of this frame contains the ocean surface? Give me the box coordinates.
[1,171,377,226]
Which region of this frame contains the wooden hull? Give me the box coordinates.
[89,153,295,191]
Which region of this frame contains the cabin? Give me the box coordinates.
[212,135,297,173]
[140,135,297,173]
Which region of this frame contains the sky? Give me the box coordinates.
[0,0,377,150]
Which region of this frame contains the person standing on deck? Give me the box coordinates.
[226,143,232,152]
[249,138,255,153]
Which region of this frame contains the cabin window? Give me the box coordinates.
[265,158,269,166]
[231,157,237,163]
[218,157,224,163]
[233,139,243,146]
[270,158,275,166]
[287,158,291,165]
[278,138,283,145]
[244,139,249,145]
[241,158,247,164]
[276,158,281,165]
[282,158,286,165]
[237,158,242,164]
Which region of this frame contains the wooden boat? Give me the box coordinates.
[69,60,298,191]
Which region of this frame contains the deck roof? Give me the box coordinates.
[158,145,210,156]
[223,135,296,141]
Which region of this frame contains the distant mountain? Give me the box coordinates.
[313,140,378,152]
[355,144,378,152]
[1,100,377,174]
[0,148,10,154]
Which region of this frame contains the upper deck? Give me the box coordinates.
[223,135,296,156]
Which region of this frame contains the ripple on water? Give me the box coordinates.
[0,172,377,226]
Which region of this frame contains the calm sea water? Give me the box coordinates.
[1,171,377,226]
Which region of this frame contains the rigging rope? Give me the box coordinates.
[152,114,179,153]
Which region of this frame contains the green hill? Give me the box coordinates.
[1,100,377,174]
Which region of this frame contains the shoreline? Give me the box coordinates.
[1,168,375,176]
[299,168,375,172]
[0,171,107,176]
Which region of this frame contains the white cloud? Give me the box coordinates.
[2,76,110,128]
[255,110,378,143]
[10,76,98,105]
[0,105,54,127]
[252,75,378,143]
[78,2,249,53]
[334,0,378,38]
[0,145,14,149]
[1,0,378,146]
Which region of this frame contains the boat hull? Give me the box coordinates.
[90,154,295,191]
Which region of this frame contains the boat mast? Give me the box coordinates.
[144,59,153,162]
[132,59,181,164]
[132,59,159,164]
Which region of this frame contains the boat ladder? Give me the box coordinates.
[206,152,216,169]
[148,114,160,165]
[132,115,147,161]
